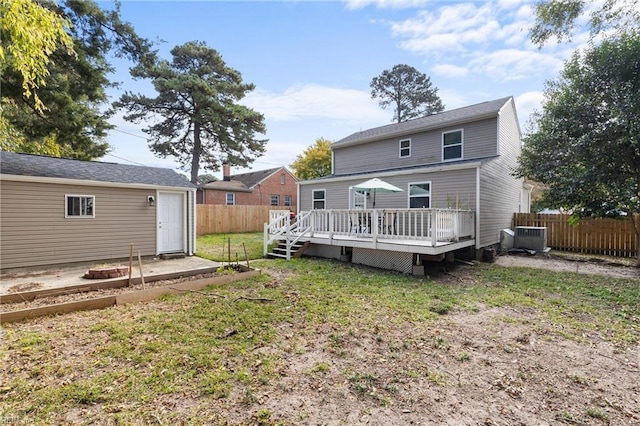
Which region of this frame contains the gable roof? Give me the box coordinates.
[202,166,295,191]
[332,96,513,149]
[0,151,195,189]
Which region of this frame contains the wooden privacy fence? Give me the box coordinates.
[197,205,290,235]
[513,213,638,258]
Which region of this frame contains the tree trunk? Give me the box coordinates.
[190,121,202,184]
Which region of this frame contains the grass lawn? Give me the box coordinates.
[1,239,639,424]
[196,232,266,262]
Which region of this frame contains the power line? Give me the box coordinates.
[111,128,148,140]
[103,153,146,166]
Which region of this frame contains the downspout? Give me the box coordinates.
[475,166,481,250]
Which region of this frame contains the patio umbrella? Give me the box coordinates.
[352,178,403,208]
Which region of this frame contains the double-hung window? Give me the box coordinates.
[65,195,95,218]
[226,192,235,205]
[271,195,280,206]
[312,189,326,209]
[399,139,411,158]
[284,195,292,207]
[442,130,463,161]
[408,182,431,208]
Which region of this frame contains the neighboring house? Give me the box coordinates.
[198,164,297,212]
[0,151,197,270]
[269,97,531,273]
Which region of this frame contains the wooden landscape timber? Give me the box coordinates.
[0,265,259,324]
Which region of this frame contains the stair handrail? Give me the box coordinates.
[287,211,313,259]
[264,210,291,256]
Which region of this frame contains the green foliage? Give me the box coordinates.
[0,0,74,111]
[290,137,332,180]
[116,41,267,183]
[370,64,444,123]
[0,0,155,159]
[530,0,640,46]
[517,32,640,237]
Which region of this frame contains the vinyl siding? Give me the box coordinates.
[1,180,158,269]
[333,118,498,175]
[478,99,523,247]
[299,168,477,211]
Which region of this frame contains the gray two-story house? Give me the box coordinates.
[266,97,531,273]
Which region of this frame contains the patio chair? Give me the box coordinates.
[349,211,369,234]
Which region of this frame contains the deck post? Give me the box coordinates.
[431,210,438,247]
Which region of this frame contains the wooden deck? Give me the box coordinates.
[265,209,476,259]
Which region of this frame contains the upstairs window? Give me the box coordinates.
[443,130,463,161]
[399,139,411,158]
[271,195,280,206]
[226,192,235,205]
[281,173,286,185]
[65,195,95,218]
[408,182,431,208]
[312,189,326,209]
[284,195,292,207]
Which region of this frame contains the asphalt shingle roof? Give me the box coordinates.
[202,167,290,191]
[333,96,513,148]
[0,151,195,188]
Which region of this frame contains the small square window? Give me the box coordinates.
[271,195,280,206]
[65,195,95,218]
[226,193,235,205]
[399,139,411,158]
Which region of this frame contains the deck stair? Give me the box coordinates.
[268,239,310,259]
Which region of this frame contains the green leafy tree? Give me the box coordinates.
[197,174,218,185]
[1,0,155,159]
[290,138,332,180]
[116,41,267,184]
[370,64,444,123]
[530,0,640,46]
[0,0,74,112]
[516,32,640,261]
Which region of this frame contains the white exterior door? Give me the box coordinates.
[158,192,184,253]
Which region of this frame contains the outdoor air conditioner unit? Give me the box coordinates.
[514,226,547,251]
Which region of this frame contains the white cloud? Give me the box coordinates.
[343,0,430,10]
[431,64,469,78]
[242,84,387,124]
[469,48,563,81]
[515,91,545,132]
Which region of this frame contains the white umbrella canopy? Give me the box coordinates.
[352,178,403,208]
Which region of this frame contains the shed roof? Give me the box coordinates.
[333,96,513,148]
[0,151,195,189]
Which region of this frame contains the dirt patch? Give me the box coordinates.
[495,252,639,279]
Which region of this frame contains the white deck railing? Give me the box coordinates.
[266,209,475,254]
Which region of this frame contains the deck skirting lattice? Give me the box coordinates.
[352,248,413,274]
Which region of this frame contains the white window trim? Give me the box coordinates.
[399,138,411,158]
[442,129,464,162]
[65,194,95,218]
[226,192,235,205]
[407,181,432,209]
[280,173,286,185]
[271,194,280,206]
[312,189,326,209]
[284,195,292,207]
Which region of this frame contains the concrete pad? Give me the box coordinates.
[0,256,221,296]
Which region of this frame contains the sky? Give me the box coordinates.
[99,0,593,179]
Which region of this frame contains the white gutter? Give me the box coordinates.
[298,161,483,186]
[1,173,195,193]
